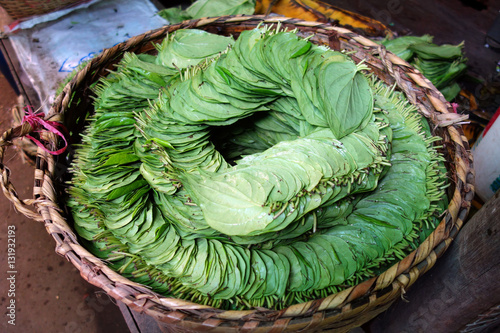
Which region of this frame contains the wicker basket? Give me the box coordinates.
[0,0,85,20]
[0,15,474,332]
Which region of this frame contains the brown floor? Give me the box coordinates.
[0,1,499,332]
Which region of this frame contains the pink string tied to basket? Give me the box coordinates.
[22,105,68,155]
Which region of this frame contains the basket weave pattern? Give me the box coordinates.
[0,15,474,332]
[0,0,85,20]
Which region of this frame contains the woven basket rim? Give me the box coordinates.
[0,0,86,20]
[0,14,475,331]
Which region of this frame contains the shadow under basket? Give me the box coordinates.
[0,15,474,332]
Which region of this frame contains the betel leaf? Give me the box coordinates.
[410,42,464,60]
[157,6,192,24]
[101,152,140,167]
[381,34,433,61]
[159,0,256,24]
[440,82,461,101]
[290,40,313,59]
[186,0,256,18]
[107,179,149,201]
[156,29,234,70]
[318,61,373,139]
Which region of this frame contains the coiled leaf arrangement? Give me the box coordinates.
[67,26,448,310]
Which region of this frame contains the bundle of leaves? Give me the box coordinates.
[67,26,448,310]
[381,35,467,101]
[159,0,256,23]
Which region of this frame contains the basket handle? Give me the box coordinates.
[0,122,44,222]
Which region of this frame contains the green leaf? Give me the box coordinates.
[107,179,149,201]
[290,40,312,59]
[440,82,461,101]
[410,41,464,60]
[156,29,234,70]
[157,7,192,24]
[186,0,256,18]
[318,61,373,138]
[101,152,140,167]
[381,34,433,61]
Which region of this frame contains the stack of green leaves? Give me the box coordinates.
[381,35,467,101]
[67,26,448,310]
[159,0,256,24]
[157,1,466,102]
